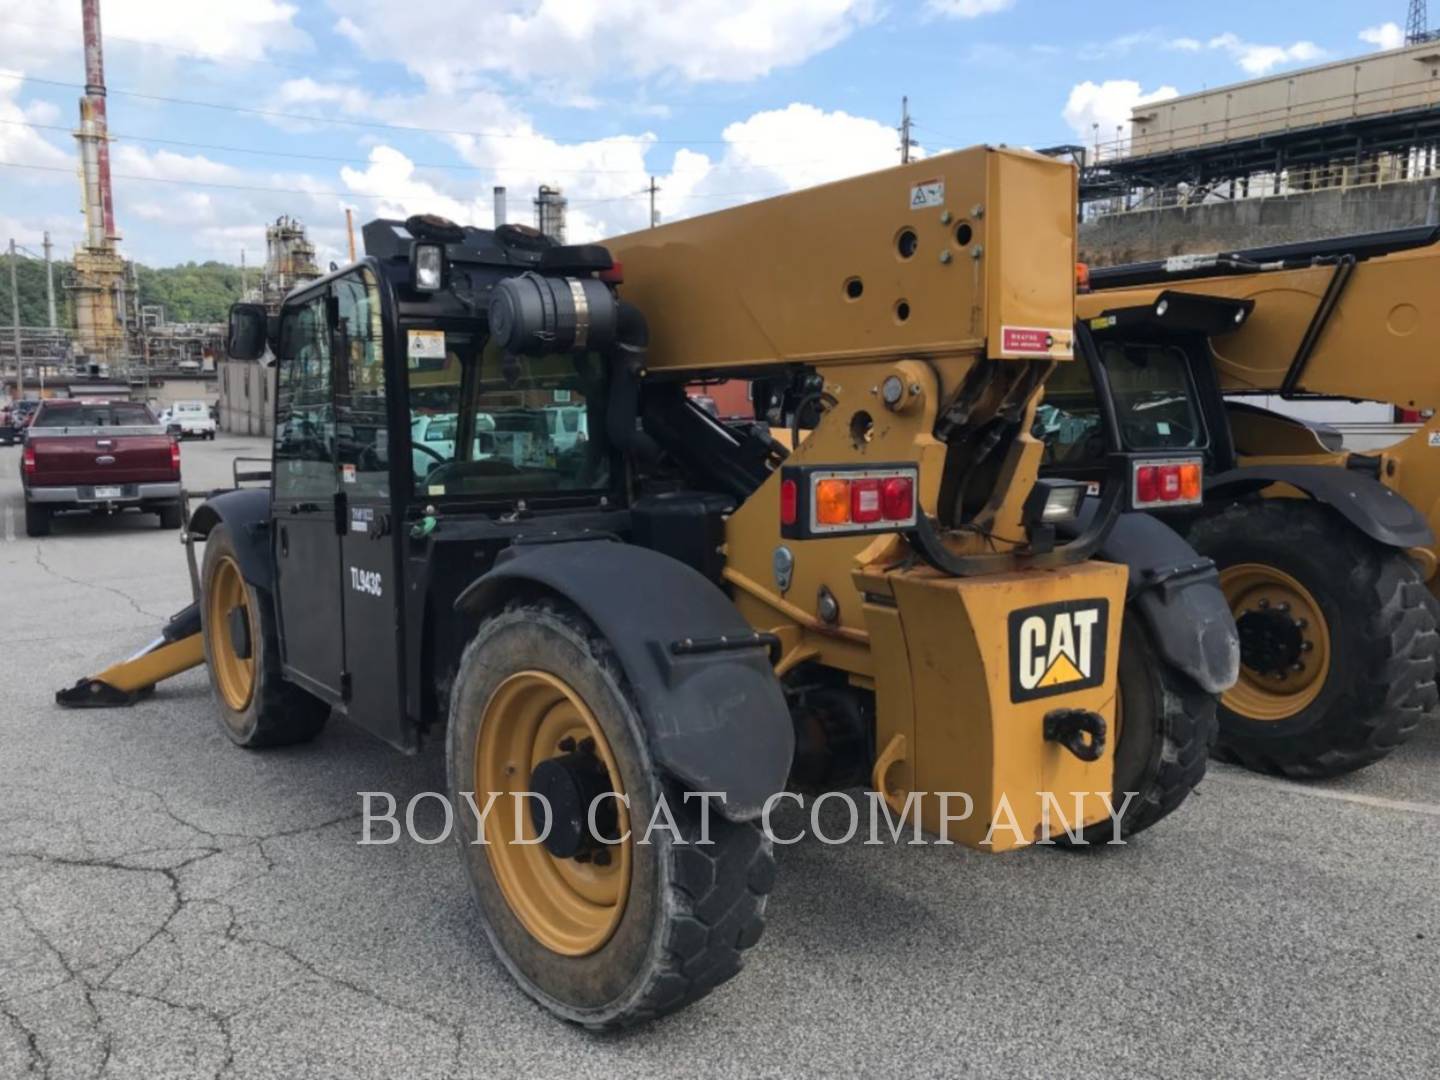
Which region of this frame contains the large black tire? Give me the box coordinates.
[447,601,774,1029]
[157,502,183,530]
[1060,619,1216,845]
[198,524,329,748]
[24,502,50,537]
[1185,500,1437,778]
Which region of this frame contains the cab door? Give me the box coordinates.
[272,290,345,701]
[332,269,409,748]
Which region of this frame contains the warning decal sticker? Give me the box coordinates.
[909,178,945,210]
[1000,325,1071,357]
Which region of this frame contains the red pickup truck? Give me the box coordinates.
[20,399,183,537]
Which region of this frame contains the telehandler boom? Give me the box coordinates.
[1048,228,1440,777]
[57,148,1236,1027]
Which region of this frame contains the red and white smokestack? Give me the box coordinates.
[77,0,117,247]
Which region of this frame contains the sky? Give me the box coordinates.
[0,0,1413,267]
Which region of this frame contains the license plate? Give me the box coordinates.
[93,486,122,499]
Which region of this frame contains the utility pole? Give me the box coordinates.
[42,231,56,330]
[345,207,357,262]
[898,96,916,164]
[239,249,248,296]
[647,176,660,228]
[9,239,23,401]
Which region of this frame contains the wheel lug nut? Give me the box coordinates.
[1300,641,1313,652]
[1276,602,1290,613]
[1259,599,1270,609]
[593,849,613,867]
[1296,619,1308,630]
[558,736,577,752]
[1291,662,1304,672]
[579,736,596,755]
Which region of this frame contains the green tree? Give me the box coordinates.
[3,253,249,328]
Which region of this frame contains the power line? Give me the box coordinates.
[0,72,808,148]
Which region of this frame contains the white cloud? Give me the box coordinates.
[0,69,71,171]
[1360,22,1405,51]
[316,101,910,243]
[926,0,1014,17]
[1206,32,1324,76]
[329,0,877,90]
[0,0,309,69]
[1063,80,1177,142]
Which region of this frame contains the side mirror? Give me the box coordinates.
[226,303,269,361]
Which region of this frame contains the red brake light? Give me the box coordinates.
[170,438,181,476]
[599,260,624,284]
[779,477,798,525]
[1135,465,1159,503]
[880,476,914,521]
[850,478,882,524]
[22,444,35,477]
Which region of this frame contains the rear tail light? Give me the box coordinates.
[779,477,798,525]
[22,444,35,477]
[170,438,181,476]
[1131,457,1203,510]
[779,464,919,538]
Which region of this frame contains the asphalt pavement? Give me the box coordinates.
[0,435,1436,1079]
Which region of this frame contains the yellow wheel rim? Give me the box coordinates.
[476,671,631,957]
[206,555,256,712]
[1219,563,1331,722]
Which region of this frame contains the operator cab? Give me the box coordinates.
[224,215,630,751]
[1037,291,1252,502]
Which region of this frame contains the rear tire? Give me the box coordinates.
[157,502,183,530]
[1058,619,1216,844]
[24,502,50,538]
[199,523,329,748]
[448,601,773,1029]
[1186,500,1437,778]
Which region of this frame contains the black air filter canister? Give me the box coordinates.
[489,272,617,355]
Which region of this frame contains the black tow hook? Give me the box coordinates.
[1043,709,1107,762]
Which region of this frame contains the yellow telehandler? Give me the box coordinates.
[1046,229,1440,777]
[56,148,1237,1027]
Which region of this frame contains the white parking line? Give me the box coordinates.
[1209,767,1440,818]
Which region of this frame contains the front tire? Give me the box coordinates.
[447,601,774,1029]
[1186,500,1437,778]
[199,523,329,748]
[1060,619,1216,844]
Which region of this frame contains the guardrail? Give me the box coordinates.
[1083,153,1439,218]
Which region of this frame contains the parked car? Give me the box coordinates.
[157,399,216,440]
[20,399,183,536]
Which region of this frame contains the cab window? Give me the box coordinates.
[334,270,388,497]
[1035,342,1205,466]
[407,329,609,499]
[1101,342,1205,451]
[274,293,336,501]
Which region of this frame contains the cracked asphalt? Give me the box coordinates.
[1,435,1438,1079]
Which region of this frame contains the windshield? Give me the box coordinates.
[406,327,610,499]
[33,403,157,428]
[1035,342,1205,465]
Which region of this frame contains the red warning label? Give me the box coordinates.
[1000,325,1069,356]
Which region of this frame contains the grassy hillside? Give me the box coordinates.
[3,254,248,328]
